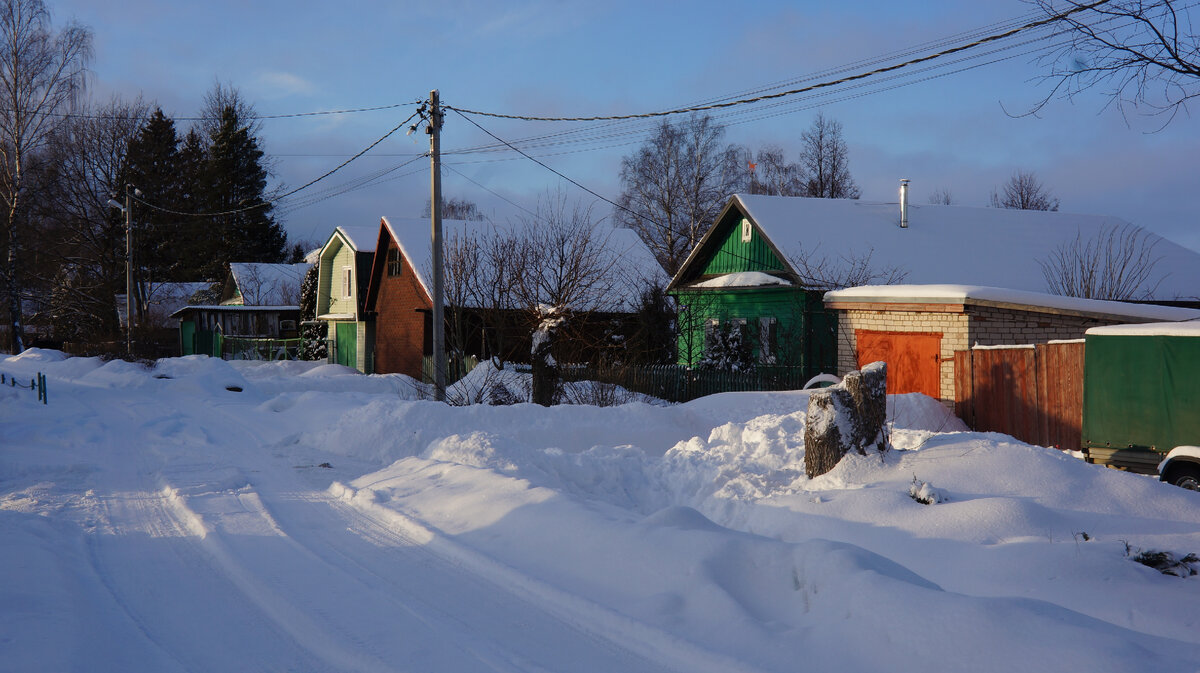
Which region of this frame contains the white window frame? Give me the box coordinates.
[741,218,753,243]
[342,266,353,299]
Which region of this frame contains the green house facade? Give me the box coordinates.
[316,226,378,373]
[667,195,836,377]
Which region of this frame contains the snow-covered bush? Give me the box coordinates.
[699,321,753,372]
[908,476,948,505]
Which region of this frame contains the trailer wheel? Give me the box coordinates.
[1165,462,1200,491]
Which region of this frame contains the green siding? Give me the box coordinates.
[327,244,360,316]
[700,218,786,276]
[673,288,835,377]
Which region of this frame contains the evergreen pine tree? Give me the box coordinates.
[124,108,183,282]
[299,264,326,360]
[198,106,285,280]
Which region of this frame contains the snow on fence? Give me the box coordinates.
[1,371,47,405]
[562,364,814,403]
[953,341,1084,450]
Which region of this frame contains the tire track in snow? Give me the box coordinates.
[193,397,766,673]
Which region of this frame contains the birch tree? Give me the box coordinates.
[0,0,91,352]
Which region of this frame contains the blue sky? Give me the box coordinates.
[55,0,1200,252]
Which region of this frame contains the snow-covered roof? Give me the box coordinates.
[170,304,299,318]
[733,194,1200,300]
[692,271,794,289]
[225,262,310,306]
[379,216,666,312]
[825,284,1200,322]
[1086,321,1200,337]
[333,225,379,253]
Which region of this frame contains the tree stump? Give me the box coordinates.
[804,361,889,478]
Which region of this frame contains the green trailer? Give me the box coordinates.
[1082,322,1200,489]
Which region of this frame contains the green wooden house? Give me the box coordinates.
[315,226,377,372]
[666,195,836,377]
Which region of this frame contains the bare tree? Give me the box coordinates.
[1040,222,1166,300]
[0,0,91,352]
[37,96,147,340]
[928,188,955,205]
[616,114,743,276]
[799,112,861,199]
[990,170,1060,210]
[790,244,909,290]
[1033,0,1200,123]
[746,144,806,196]
[423,196,486,221]
[197,80,259,146]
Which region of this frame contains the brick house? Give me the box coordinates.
[365,216,665,381]
[824,285,1200,402]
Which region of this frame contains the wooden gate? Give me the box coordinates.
[856,330,941,397]
[954,341,1084,450]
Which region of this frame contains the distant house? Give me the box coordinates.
[315,226,377,372]
[665,197,837,377]
[824,284,1200,402]
[668,193,1200,378]
[364,216,664,380]
[220,262,310,307]
[172,304,302,357]
[717,193,1200,299]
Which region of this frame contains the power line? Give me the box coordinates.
[132,110,423,218]
[37,100,422,122]
[446,0,1111,123]
[442,163,539,218]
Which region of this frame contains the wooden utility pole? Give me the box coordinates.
[124,184,133,357]
[428,90,447,401]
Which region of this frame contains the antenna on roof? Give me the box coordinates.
[899,179,911,229]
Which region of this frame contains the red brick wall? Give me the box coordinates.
[372,238,431,379]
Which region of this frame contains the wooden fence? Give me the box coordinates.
[953,341,1085,450]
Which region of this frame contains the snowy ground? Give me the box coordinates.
[2,351,1198,672]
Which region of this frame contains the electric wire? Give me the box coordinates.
[446,0,1111,123]
[131,110,422,218]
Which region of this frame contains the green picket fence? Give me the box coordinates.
[222,337,302,361]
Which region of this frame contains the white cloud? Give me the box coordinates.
[255,71,316,98]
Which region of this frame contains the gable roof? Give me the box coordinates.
[222,262,310,306]
[670,194,1200,301]
[316,226,380,320]
[371,216,666,312]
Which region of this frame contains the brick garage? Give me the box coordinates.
[824,285,1200,404]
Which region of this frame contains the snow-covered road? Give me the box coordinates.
[4,352,1200,673]
[33,380,741,673]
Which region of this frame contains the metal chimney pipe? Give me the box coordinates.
[899,179,910,228]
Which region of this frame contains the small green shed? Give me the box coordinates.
[666,195,836,377]
[1082,322,1200,476]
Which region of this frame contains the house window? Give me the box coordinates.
[741,218,752,243]
[387,248,402,277]
[759,317,778,364]
[342,266,353,299]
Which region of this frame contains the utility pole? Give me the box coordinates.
[124,184,133,357]
[428,90,447,401]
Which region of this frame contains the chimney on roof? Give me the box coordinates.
[899,179,910,228]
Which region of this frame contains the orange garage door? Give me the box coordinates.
[855,330,942,397]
